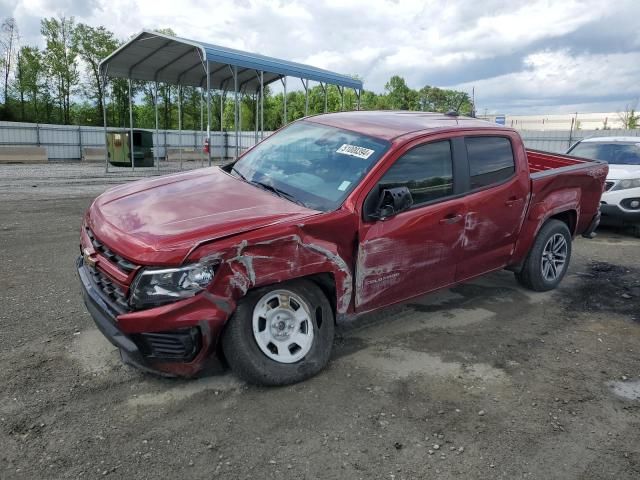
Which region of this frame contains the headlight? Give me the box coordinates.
[611,178,640,191]
[130,262,216,309]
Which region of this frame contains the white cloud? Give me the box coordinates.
[451,50,640,114]
[3,0,640,113]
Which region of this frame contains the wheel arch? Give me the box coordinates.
[244,272,338,322]
[549,209,578,236]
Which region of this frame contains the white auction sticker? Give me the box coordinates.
[336,144,375,159]
[338,180,351,191]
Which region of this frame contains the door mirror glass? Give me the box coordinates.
[371,186,413,220]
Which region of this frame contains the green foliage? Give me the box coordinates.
[75,23,119,125]
[41,16,80,124]
[629,110,639,129]
[618,102,640,129]
[0,16,475,129]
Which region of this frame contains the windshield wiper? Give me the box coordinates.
[250,180,307,207]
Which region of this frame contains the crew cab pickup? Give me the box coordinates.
[77,111,607,385]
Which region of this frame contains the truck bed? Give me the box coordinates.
[521,148,608,243]
[526,149,590,176]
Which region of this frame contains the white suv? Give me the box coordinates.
[568,136,640,237]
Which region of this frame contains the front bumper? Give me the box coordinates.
[76,257,230,377]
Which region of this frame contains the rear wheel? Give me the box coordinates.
[515,219,572,292]
[222,279,335,386]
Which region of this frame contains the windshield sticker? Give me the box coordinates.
[336,144,375,159]
[338,180,351,191]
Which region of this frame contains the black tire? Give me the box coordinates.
[222,279,335,386]
[633,225,640,239]
[515,219,572,292]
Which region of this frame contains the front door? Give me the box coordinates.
[355,138,466,312]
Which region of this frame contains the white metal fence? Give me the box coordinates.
[0,121,273,162]
[2,120,639,163]
[519,128,640,153]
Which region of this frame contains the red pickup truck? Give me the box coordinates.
[77,112,607,385]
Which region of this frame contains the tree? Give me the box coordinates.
[75,24,119,125]
[417,85,472,114]
[618,100,639,129]
[41,16,79,124]
[384,75,413,110]
[1,17,19,106]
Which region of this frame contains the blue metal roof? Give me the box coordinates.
[99,30,363,92]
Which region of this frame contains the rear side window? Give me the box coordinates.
[379,140,453,205]
[466,136,515,189]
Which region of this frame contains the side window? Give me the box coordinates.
[465,136,515,189]
[379,140,453,206]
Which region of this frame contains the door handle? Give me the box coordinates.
[439,213,463,224]
[505,196,520,207]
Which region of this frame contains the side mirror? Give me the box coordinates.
[370,186,413,220]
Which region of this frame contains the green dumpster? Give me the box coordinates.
[107,130,154,167]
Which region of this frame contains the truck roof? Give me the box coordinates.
[306,110,505,141]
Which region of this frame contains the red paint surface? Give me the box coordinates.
[80,112,607,376]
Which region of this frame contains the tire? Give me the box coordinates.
[222,279,335,386]
[633,225,640,239]
[515,219,572,292]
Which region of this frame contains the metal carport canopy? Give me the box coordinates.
[99,30,363,92]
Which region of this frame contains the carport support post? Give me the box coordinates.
[233,66,239,159]
[238,90,243,156]
[206,60,212,167]
[128,78,134,172]
[154,81,159,171]
[282,76,287,125]
[260,71,264,139]
[254,92,259,143]
[321,83,327,113]
[200,87,204,167]
[220,90,225,162]
[302,78,309,116]
[178,85,183,170]
[102,75,109,173]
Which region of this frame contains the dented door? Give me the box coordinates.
[355,199,466,312]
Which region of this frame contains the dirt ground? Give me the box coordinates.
[1,164,639,479]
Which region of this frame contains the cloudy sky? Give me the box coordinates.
[2,0,640,114]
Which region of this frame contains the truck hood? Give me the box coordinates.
[607,164,640,180]
[88,167,321,265]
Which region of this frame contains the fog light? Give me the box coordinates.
[631,200,640,209]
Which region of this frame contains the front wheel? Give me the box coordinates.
[222,279,335,386]
[515,219,572,292]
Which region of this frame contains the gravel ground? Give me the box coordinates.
[1,164,639,479]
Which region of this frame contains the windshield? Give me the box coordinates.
[569,142,640,165]
[231,121,390,211]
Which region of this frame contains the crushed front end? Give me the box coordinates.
[76,226,231,377]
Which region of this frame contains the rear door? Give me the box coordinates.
[355,137,467,312]
[455,134,529,281]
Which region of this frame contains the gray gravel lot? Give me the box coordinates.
[1,163,639,479]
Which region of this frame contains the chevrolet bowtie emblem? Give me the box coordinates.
[83,248,97,268]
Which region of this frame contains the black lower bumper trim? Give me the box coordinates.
[600,204,640,226]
